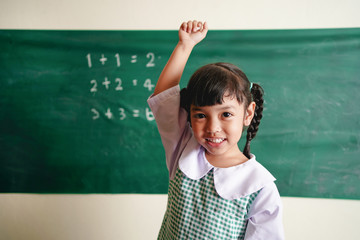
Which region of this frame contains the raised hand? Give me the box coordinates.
[153,20,208,96]
[179,20,208,47]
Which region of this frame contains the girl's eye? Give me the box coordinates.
[194,113,206,119]
[222,112,232,118]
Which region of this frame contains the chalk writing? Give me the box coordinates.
[87,52,158,121]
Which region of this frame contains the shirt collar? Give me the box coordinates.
[179,136,276,200]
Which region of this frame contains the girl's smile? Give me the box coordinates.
[205,137,227,149]
[206,137,226,144]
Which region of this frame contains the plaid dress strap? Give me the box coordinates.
[158,168,260,240]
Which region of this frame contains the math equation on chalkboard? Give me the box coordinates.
[86,52,159,122]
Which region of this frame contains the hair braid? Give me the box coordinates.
[243,83,264,159]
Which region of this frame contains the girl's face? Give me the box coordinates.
[190,95,255,164]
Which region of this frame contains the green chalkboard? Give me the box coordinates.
[0,29,359,199]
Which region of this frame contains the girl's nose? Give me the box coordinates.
[206,119,221,134]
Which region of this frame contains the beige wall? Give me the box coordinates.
[1,0,359,30]
[1,194,360,240]
[1,0,360,239]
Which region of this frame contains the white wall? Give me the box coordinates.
[1,0,360,239]
[1,0,359,30]
[1,194,360,240]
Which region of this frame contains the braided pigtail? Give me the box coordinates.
[243,83,264,159]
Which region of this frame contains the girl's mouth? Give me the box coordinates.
[206,138,226,144]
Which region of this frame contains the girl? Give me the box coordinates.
[148,21,284,240]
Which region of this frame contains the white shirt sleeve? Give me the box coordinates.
[244,182,285,240]
[147,85,191,178]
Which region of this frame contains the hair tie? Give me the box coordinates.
[250,82,253,90]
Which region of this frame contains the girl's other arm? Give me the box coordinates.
[244,182,285,240]
[153,20,208,96]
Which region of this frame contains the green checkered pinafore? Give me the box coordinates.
[158,168,260,240]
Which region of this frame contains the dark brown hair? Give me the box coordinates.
[180,62,264,159]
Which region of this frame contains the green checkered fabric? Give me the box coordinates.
[158,168,260,240]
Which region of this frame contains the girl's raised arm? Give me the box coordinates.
[153,20,208,96]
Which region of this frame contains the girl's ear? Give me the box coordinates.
[244,102,256,126]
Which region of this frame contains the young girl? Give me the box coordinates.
[148,21,284,240]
